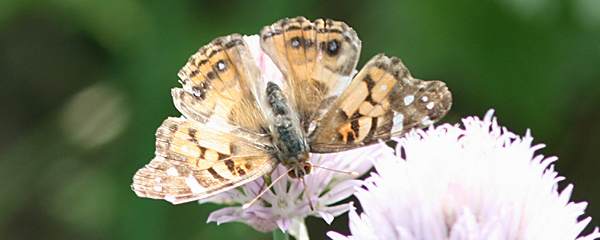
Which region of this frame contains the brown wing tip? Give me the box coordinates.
[425,80,452,122]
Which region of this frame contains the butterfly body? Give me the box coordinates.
[132,16,452,205]
[266,81,311,178]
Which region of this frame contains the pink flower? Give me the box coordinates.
[202,147,378,238]
[328,110,600,240]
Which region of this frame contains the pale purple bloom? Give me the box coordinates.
[202,147,378,238]
[328,110,600,240]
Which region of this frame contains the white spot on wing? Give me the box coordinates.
[421,96,429,102]
[421,116,433,125]
[165,195,176,203]
[308,121,317,133]
[426,102,435,109]
[154,177,163,183]
[181,145,188,152]
[380,85,387,90]
[185,176,206,194]
[392,112,404,132]
[166,167,179,176]
[217,62,226,71]
[153,186,163,192]
[403,95,414,106]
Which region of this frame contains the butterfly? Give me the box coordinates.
[132,16,452,205]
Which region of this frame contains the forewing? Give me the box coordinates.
[309,54,452,153]
[132,117,278,204]
[175,34,268,133]
[260,16,361,123]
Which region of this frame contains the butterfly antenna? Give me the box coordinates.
[243,167,294,209]
[258,168,278,193]
[310,164,360,176]
[299,163,359,211]
[243,165,357,210]
[300,177,314,211]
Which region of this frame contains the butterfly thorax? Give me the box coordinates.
[266,82,312,179]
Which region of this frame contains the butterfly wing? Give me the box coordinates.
[175,34,269,134]
[260,16,361,124]
[133,34,278,204]
[309,54,452,153]
[132,117,278,204]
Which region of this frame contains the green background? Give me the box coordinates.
[1,0,599,239]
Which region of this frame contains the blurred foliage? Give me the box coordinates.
[1,0,599,239]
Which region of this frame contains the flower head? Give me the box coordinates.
[202,147,377,237]
[328,110,600,240]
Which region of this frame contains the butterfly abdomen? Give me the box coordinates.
[266,82,311,178]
